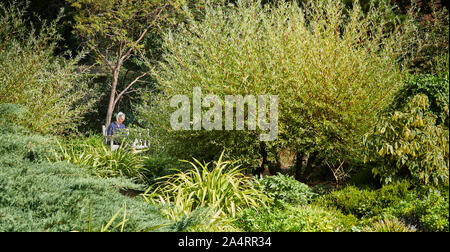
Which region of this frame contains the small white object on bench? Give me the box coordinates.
[102,125,150,152]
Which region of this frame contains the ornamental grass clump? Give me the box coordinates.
[55,136,148,183]
[142,151,271,220]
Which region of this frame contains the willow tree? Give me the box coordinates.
[70,0,182,126]
[0,2,96,134]
[138,0,409,175]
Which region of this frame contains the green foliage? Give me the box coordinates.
[234,203,359,232]
[251,173,315,205]
[0,2,97,135]
[390,74,449,127]
[139,0,407,167]
[142,151,271,220]
[0,133,57,164]
[142,153,183,184]
[320,181,449,232]
[364,94,449,186]
[363,218,416,232]
[412,188,449,232]
[320,182,411,219]
[55,135,149,183]
[399,2,449,75]
[384,187,449,232]
[0,131,173,232]
[0,104,29,134]
[70,0,176,61]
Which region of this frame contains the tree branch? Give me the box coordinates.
[114,72,147,106]
[120,3,168,63]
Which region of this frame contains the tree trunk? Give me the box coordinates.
[252,141,268,176]
[276,146,297,176]
[105,68,119,127]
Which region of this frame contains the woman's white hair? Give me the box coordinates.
[116,112,125,120]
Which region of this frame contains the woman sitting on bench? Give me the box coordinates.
[107,112,127,146]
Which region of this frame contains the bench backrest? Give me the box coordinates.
[102,124,150,151]
[102,125,107,136]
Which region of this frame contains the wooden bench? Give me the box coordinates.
[102,125,150,152]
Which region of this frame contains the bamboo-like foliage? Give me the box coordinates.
[142,151,271,220]
[0,2,97,135]
[140,0,408,166]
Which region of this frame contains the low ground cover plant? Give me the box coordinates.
[318,181,449,232]
[251,173,316,205]
[0,132,173,232]
[234,200,359,232]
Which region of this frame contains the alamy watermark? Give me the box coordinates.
[170,87,278,141]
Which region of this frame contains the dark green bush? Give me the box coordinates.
[321,181,411,219]
[234,203,359,232]
[384,187,449,232]
[251,173,315,205]
[320,182,448,232]
[142,154,184,184]
[389,74,449,127]
[320,185,378,218]
[413,188,449,232]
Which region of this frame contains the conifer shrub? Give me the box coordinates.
[0,132,173,232]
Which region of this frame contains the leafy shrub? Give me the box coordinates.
[384,187,449,232]
[389,74,449,127]
[0,104,29,134]
[138,0,407,167]
[234,203,359,232]
[320,181,449,231]
[320,186,378,218]
[364,94,449,186]
[142,151,271,220]
[413,188,449,232]
[321,182,411,219]
[0,2,97,135]
[251,173,315,205]
[0,114,58,163]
